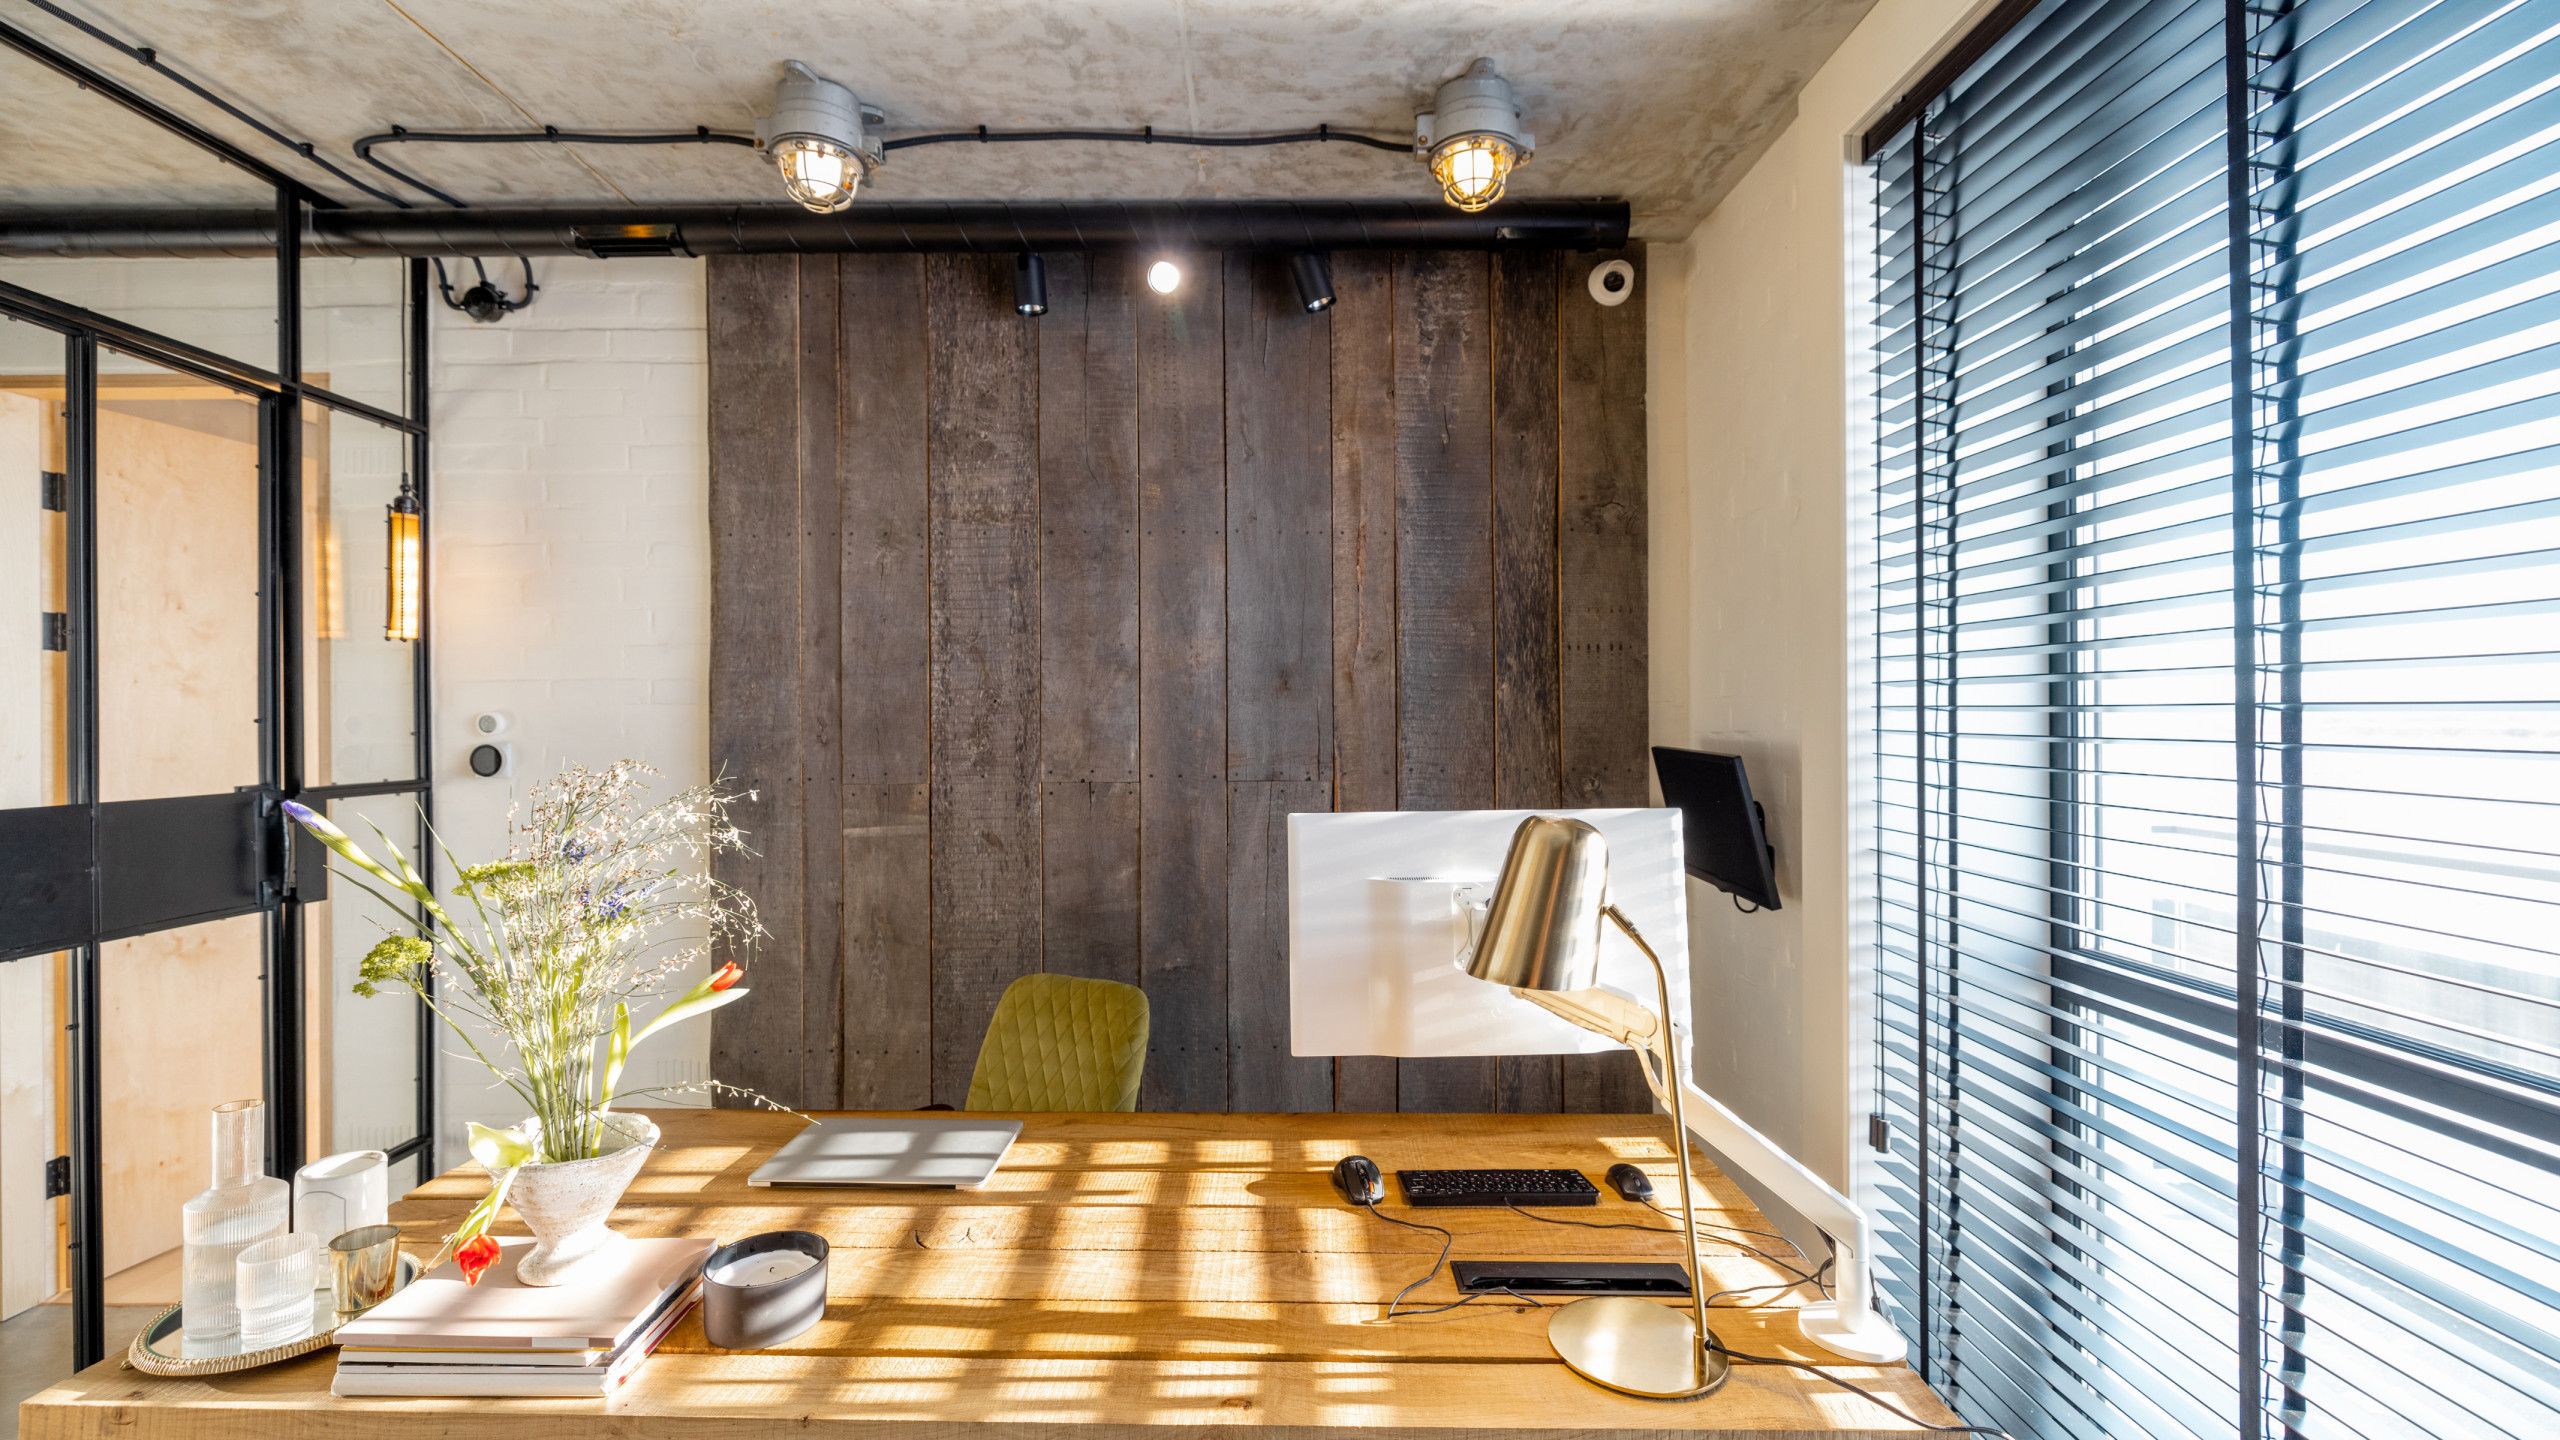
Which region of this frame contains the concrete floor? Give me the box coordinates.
[1,1305,157,1440]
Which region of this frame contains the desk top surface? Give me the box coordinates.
[22,1109,1953,1438]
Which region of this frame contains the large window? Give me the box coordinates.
[1870,2,2560,1438]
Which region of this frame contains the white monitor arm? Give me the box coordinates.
[1514,978,1909,1366]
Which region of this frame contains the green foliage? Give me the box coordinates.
[354,934,432,999]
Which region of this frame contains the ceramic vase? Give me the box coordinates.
[497,1111,658,1286]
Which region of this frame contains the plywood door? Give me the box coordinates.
[0,385,61,1315]
[91,391,269,1279]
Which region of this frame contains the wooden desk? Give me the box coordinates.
[21,1110,1955,1438]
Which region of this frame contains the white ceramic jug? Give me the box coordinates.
[293,1149,389,1249]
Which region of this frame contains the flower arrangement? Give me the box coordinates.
[287,761,766,1282]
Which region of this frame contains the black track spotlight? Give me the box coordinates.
[1015,253,1049,316]
[1290,251,1336,313]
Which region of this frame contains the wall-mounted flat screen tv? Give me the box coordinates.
[1649,746,1781,911]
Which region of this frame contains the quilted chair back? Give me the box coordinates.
[963,973,1150,1112]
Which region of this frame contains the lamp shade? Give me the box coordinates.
[384,493,421,642]
[1465,816,1608,993]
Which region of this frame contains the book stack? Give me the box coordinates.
[332,1236,713,1397]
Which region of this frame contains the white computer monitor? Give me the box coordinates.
[1286,809,1691,1059]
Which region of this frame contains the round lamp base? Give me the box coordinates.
[1546,1296,1731,1399]
[1794,1302,1910,1365]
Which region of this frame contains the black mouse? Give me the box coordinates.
[1605,1163,1656,1202]
[1332,1154,1385,1205]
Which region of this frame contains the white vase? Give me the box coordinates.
[497,1112,658,1287]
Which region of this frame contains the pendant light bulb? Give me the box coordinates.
[759,60,883,213]
[385,486,421,643]
[1415,58,1533,212]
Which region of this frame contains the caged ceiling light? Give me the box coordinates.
[1414,58,1533,212]
[758,60,885,213]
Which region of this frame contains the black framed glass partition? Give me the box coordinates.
[0,215,434,1369]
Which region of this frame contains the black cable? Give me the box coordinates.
[349,120,1415,208]
[1732,894,1761,914]
[353,126,759,208]
[1357,1201,1546,1319]
[1703,1256,1833,1308]
[431,258,538,320]
[23,0,403,207]
[882,123,1411,153]
[1705,1336,2011,1436]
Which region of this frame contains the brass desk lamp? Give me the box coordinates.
[1462,814,1730,1398]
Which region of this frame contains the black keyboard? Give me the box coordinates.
[1395,1168,1600,1207]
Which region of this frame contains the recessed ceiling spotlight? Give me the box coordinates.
[1290,252,1336,313]
[758,60,884,213]
[1146,259,1183,295]
[1415,58,1533,212]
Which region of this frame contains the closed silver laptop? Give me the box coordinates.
[746,1117,1023,1189]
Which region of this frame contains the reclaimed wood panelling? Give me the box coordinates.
[1559,247,1653,1116]
[926,254,1044,1106]
[1038,254,1143,988]
[1325,252,1402,1115]
[707,253,806,1107]
[1224,254,1335,1113]
[1136,258,1229,1113]
[1490,251,1564,1116]
[709,247,1652,1117]
[836,255,932,1108]
[795,257,846,1106]
[1391,250,1498,1115]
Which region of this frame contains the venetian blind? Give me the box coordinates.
[1869,2,2560,1438]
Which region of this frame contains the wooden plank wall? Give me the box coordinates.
[709,247,1648,1113]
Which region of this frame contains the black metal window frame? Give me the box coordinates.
[1867,2,2560,1437]
[0,204,437,1371]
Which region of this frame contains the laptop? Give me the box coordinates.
[746,1117,1023,1189]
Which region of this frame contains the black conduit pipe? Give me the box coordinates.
[0,199,1629,259]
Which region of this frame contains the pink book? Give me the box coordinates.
[333,1236,713,1351]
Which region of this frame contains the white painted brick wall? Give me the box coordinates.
[429,257,713,1162]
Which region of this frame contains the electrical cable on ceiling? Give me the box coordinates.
[432,257,537,321]
[353,121,1414,208]
[22,0,404,207]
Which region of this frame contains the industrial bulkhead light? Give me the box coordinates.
[1415,58,1533,212]
[385,481,422,642]
[757,61,885,213]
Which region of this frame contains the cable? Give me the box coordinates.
[23,0,401,206]
[882,123,1411,153]
[431,258,538,322]
[1356,1201,1546,1319]
[1704,1336,2012,1437]
[1731,894,1761,914]
[1703,1256,1833,1308]
[349,120,1415,208]
[354,126,758,208]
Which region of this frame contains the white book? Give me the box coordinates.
[341,1274,702,1367]
[333,1235,711,1351]
[332,1294,694,1398]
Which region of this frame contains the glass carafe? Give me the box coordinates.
[180,1099,290,1351]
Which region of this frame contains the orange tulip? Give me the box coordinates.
[710,961,744,991]
[457,1234,503,1286]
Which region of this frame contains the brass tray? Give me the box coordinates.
[126,1252,424,1377]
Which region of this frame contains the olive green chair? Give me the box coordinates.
[963,973,1151,1112]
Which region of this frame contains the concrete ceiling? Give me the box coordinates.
[0,0,1878,239]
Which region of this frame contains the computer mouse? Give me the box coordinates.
[1604,1163,1656,1202]
[1332,1154,1385,1205]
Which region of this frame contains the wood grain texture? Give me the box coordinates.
[1392,250,1497,1115]
[706,253,806,1106]
[1227,781,1333,1112]
[837,255,933,1108]
[1137,263,1229,1113]
[1490,252,1563,1116]
[1325,252,1401,1116]
[1039,252,1140,785]
[24,1111,1956,1440]
[1224,252,1332,786]
[797,256,847,1105]
[1041,780,1140,986]
[1559,246,1653,1116]
[926,255,1043,1106]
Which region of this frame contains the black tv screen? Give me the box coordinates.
[1650,747,1781,911]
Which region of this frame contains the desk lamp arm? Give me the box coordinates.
[1512,907,1909,1367]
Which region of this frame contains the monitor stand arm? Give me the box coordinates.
[1513,931,1909,1368]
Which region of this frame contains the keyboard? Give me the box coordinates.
[1395,1168,1600,1207]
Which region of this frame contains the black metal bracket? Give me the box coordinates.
[44,1154,69,1199]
